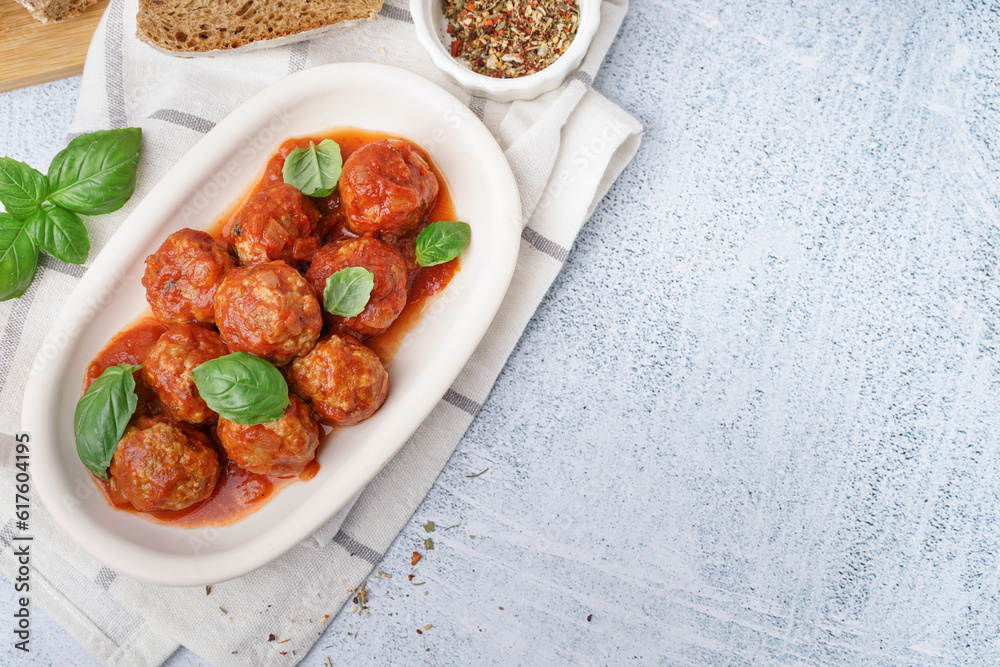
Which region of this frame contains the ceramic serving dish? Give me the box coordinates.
[411,0,601,102]
[24,63,521,586]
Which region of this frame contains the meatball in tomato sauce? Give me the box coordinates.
[214,261,322,366]
[339,139,439,236]
[109,416,219,512]
[142,323,229,424]
[142,229,236,325]
[288,335,389,426]
[306,237,408,336]
[217,395,320,477]
[227,183,320,265]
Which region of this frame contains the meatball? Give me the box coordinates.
[214,261,322,365]
[288,335,389,425]
[142,323,229,424]
[227,183,320,265]
[109,416,219,512]
[142,228,236,325]
[306,237,408,336]
[339,139,439,236]
[217,395,320,477]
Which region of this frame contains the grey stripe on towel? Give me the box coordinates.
[149,109,216,134]
[521,226,570,262]
[0,283,38,396]
[380,3,413,23]
[332,530,382,565]
[443,389,481,417]
[104,0,127,128]
[288,40,310,73]
[95,566,117,590]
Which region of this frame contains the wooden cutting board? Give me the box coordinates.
[0,0,109,93]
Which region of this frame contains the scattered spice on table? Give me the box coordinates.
[466,467,490,478]
[205,585,212,595]
[412,551,422,566]
[352,582,371,617]
[443,0,580,79]
[424,538,435,550]
[423,520,436,532]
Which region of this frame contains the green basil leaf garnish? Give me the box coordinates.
[415,221,471,267]
[0,214,39,302]
[74,364,141,481]
[0,157,49,219]
[282,139,342,197]
[25,204,89,265]
[192,352,290,426]
[48,128,142,215]
[323,267,374,317]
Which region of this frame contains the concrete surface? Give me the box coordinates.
[4,0,1000,664]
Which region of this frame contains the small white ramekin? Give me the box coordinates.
[411,0,601,103]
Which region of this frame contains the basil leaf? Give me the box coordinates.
[25,204,89,265]
[282,139,342,197]
[415,221,471,267]
[192,352,290,425]
[323,267,375,317]
[0,157,48,218]
[0,214,39,302]
[48,128,142,215]
[74,364,141,481]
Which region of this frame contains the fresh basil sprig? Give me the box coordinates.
[282,139,342,197]
[0,215,39,301]
[0,128,142,301]
[74,364,141,481]
[192,353,290,425]
[415,221,471,267]
[323,267,375,317]
[48,128,142,215]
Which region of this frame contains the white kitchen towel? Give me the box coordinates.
[0,0,642,664]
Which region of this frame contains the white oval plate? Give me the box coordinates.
[23,63,521,586]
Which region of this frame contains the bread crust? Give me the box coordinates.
[136,0,383,54]
[16,0,99,23]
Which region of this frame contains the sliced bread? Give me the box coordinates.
[16,0,99,23]
[136,0,383,54]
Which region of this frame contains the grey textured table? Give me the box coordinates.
[4,1,1000,664]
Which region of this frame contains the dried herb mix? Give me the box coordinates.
[444,0,580,79]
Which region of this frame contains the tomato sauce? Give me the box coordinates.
[84,128,459,528]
